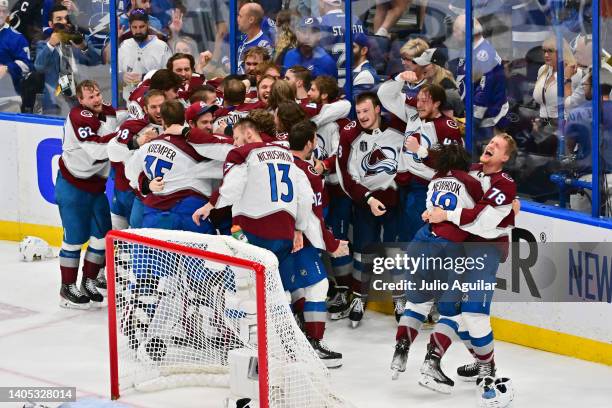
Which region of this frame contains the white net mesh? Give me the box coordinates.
[108,229,350,407]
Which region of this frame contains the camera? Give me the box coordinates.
[53,20,84,45]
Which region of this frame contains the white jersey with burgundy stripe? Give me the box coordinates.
[62,104,118,180]
[445,163,517,240]
[378,75,463,181]
[210,142,315,241]
[426,170,484,242]
[127,134,224,201]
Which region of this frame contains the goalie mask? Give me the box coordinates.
[19,236,55,262]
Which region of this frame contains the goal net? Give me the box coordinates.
[106,229,350,407]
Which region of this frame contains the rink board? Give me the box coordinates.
[0,114,610,365]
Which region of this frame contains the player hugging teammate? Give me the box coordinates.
[390,133,519,407]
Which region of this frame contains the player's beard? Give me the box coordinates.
[133,33,147,43]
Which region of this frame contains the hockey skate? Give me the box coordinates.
[348,296,365,328]
[457,361,479,382]
[418,343,454,394]
[309,338,342,368]
[390,338,410,380]
[95,268,107,297]
[393,296,406,323]
[81,277,105,306]
[476,360,497,386]
[328,289,350,320]
[59,283,90,310]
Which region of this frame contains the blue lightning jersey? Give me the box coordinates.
[319,10,364,85]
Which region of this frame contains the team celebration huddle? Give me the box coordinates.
[48,3,524,407]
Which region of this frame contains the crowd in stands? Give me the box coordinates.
[0,0,610,213]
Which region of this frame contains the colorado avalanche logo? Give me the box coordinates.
[314,134,329,160]
[361,144,398,176]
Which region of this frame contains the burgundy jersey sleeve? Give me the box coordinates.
[336,121,370,202]
[296,158,339,252]
[448,171,516,239]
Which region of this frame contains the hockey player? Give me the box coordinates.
[127,100,233,233]
[56,80,117,309]
[127,69,183,120]
[424,133,517,391]
[191,118,319,295]
[108,90,165,230]
[213,78,264,132]
[185,101,219,133]
[289,120,349,367]
[166,53,206,101]
[284,65,311,103]
[335,92,408,327]
[390,143,483,390]
[300,76,354,318]
[378,79,463,319]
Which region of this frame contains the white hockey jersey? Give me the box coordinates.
[60,104,117,193]
[378,75,464,182]
[126,131,227,210]
[118,36,173,101]
[209,142,315,241]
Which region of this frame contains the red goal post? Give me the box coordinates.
[105,228,350,408]
[105,229,270,406]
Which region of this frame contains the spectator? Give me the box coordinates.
[565,33,593,112]
[318,0,364,85]
[118,9,172,102]
[10,0,47,46]
[533,36,576,123]
[119,0,164,36]
[373,0,412,38]
[454,15,509,142]
[273,10,297,66]
[0,0,33,112]
[236,2,273,74]
[352,33,380,98]
[35,4,101,114]
[413,48,464,118]
[398,37,428,101]
[283,17,337,79]
[285,65,312,102]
